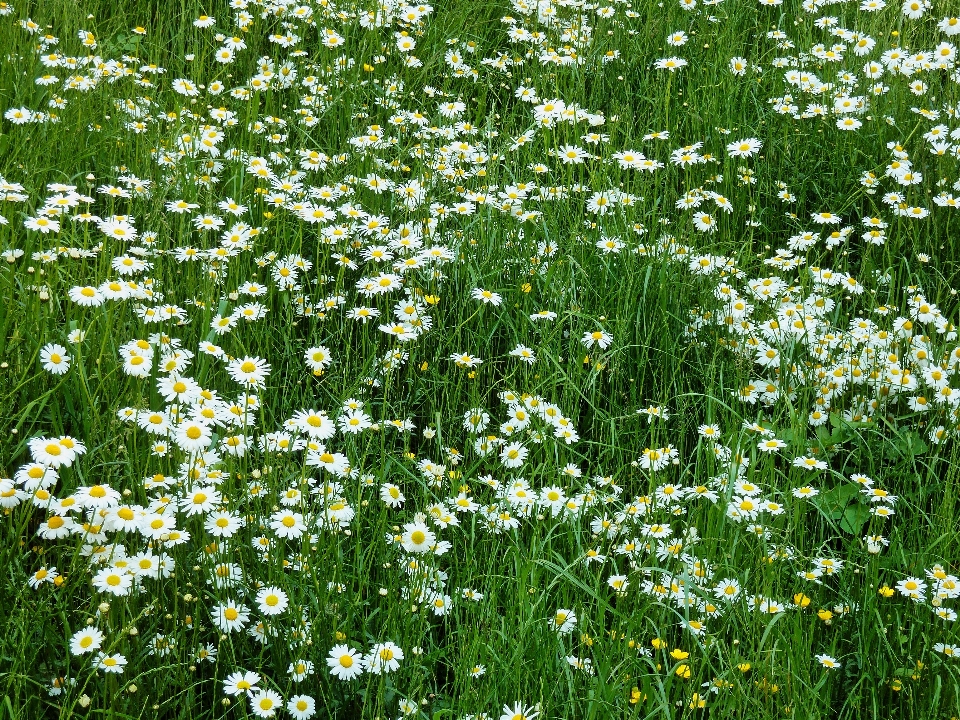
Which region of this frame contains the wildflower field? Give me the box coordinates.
[2,0,960,717]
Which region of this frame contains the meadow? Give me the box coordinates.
[1,0,959,717]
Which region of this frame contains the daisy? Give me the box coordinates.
[757,438,786,453]
[667,31,688,46]
[287,695,317,720]
[471,288,502,306]
[698,424,720,439]
[557,144,589,164]
[339,409,373,434]
[450,353,482,368]
[347,306,381,322]
[816,654,841,669]
[693,212,716,233]
[550,609,577,634]
[131,551,172,580]
[269,510,306,539]
[95,653,127,674]
[199,342,224,357]
[934,643,959,658]
[172,78,199,96]
[291,409,336,440]
[137,410,170,435]
[249,689,283,718]
[27,565,58,588]
[509,345,536,365]
[428,592,453,616]
[156,375,202,404]
[365,642,404,675]
[28,437,75,468]
[655,56,688,71]
[98,218,137,242]
[256,586,289,615]
[401,521,435,553]
[40,344,70,375]
[227,356,271,388]
[792,456,827,471]
[500,702,539,720]
[306,448,349,475]
[4,107,33,125]
[69,285,105,307]
[69,627,105,656]
[91,566,134,596]
[726,138,762,158]
[582,330,613,349]
[223,670,261,696]
[379,322,418,342]
[288,659,314,682]
[179,486,221,516]
[138,513,176,540]
[24,215,60,233]
[895,577,926,601]
[326,644,365,680]
[811,211,841,225]
[500,441,528,469]
[608,574,629,594]
[380,483,405,507]
[75,483,121,510]
[175,420,213,453]
[713,578,741,601]
[902,0,925,18]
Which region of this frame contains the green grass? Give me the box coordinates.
[1,0,960,718]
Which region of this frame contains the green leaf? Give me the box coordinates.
[811,483,864,531]
[893,430,927,458]
[840,502,871,535]
[813,483,859,515]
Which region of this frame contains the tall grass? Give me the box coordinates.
[1,0,959,718]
